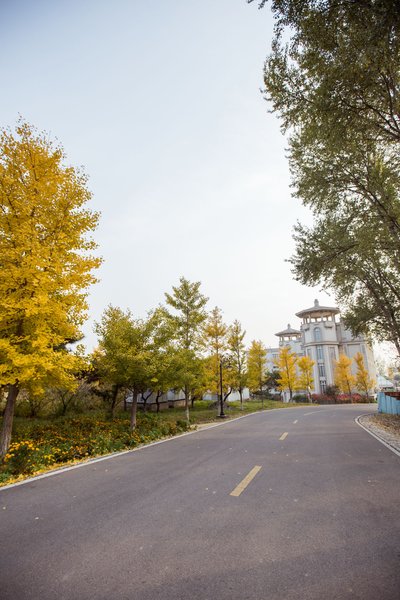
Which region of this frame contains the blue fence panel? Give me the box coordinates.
[378,392,400,415]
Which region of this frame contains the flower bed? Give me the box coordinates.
[1,413,188,483]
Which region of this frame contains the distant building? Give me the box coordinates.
[267,299,376,396]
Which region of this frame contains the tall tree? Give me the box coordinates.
[251,0,400,355]
[227,320,248,409]
[354,352,375,399]
[164,277,208,423]
[291,212,400,355]
[247,340,267,404]
[145,306,186,412]
[203,307,229,402]
[265,369,280,393]
[95,306,153,430]
[274,346,297,402]
[90,348,126,420]
[334,354,356,397]
[297,355,315,402]
[0,121,100,459]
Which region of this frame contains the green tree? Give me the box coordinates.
[0,122,100,459]
[95,306,153,430]
[227,320,248,409]
[164,277,208,423]
[252,0,400,355]
[187,355,209,408]
[265,369,280,392]
[145,307,180,412]
[90,348,124,419]
[247,340,267,404]
[274,346,297,402]
[291,213,400,356]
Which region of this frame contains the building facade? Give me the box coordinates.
[267,299,376,395]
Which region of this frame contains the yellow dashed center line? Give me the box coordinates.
[230,466,262,497]
[279,432,288,440]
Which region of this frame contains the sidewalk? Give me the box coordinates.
[358,413,400,454]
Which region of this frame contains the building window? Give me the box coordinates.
[318,364,326,378]
[320,380,327,394]
[316,345,324,361]
[314,327,322,342]
[329,346,336,361]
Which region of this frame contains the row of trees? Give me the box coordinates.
[92,277,276,431]
[273,346,375,401]
[252,0,400,357]
[0,120,288,461]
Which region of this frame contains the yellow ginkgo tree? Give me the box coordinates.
[247,340,267,405]
[203,306,229,400]
[334,354,356,398]
[297,355,315,401]
[274,346,298,402]
[0,121,101,459]
[354,352,375,399]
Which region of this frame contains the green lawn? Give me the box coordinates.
[0,399,308,486]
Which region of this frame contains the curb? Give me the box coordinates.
[0,405,306,492]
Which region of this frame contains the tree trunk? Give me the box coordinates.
[61,394,68,416]
[110,384,120,419]
[130,389,138,432]
[156,390,162,414]
[348,383,353,403]
[141,391,152,413]
[0,384,19,460]
[239,388,243,410]
[184,385,190,426]
[223,388,232,405]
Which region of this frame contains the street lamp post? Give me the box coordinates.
[218,357,226,418]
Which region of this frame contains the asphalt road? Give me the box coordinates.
[1,405,399,600]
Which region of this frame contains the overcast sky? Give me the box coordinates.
[1,0,334,350]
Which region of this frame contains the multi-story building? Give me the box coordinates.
[267,299,376,395]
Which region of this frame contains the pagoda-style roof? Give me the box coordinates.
[275,324,301,337]
[296,299,339,318]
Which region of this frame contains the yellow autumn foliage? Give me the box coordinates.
[354,352,375,398]
[334,354,356,395]
[274,345,298,401]
[0,120,101,395]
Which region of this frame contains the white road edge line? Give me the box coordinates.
[355,414,400,457]
[0,406,309,492]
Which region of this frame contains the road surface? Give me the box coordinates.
[1,404,399,599]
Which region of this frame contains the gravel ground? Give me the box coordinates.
[359,413,400,453]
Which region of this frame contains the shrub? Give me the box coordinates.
[1,411,190,480]
[293,394,307,402]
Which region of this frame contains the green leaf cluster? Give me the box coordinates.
[259,0,400,355]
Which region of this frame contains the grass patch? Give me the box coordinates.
[0,399,308,486]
